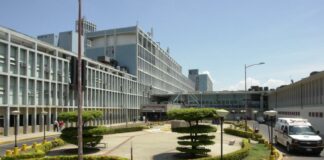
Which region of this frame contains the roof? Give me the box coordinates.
[277,118,311,126]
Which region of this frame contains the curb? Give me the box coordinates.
[0,134,60,145]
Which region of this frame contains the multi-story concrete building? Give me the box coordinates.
[85,26,195,104]
[188,69,213,92]
[0,25,195,136]
[197,74,213,92]
[269,71,324,135]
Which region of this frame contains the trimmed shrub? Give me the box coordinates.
[42,155,128,160]
[105,126,148,134]
[224,128,253,138]
[59,111,104,148]
[168,108,218,157]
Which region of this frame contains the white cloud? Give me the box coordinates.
[263,79,287,89]
[224,77,287,91]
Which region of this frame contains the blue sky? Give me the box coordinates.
[1,0,324,91]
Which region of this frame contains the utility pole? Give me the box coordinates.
[77,0,83,159]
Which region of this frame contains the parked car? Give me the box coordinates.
[256,116,265,123]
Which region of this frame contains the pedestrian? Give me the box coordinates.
[59,120,64,131]
[53,120,59,132]
[143,116,146,123]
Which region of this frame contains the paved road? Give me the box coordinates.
[249,121,324,160]
[0,135,59,156]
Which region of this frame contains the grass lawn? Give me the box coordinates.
[244,143,271,160]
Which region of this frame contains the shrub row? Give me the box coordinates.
[224,128,254,138]
[2,155,128,160]
[3,138,65,160]
[105,125,149,134]
[172,125,217,134]
[43,155,127,160]
[198,139,251,160]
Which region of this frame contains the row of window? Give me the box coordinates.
[278,111,300,116]
[0,43,69,83]
[0,109,139,128]
[309,112,323,118]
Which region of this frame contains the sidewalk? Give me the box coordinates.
[0,131,61,145]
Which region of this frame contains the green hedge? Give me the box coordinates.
[224,128,253,138]
[41,155,127,160]
[105,126,148,134]
[3,138,65,160]
[2,155,128,160]
[172,125,217,134]
[197,139,251,160]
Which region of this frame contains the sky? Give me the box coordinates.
[1,0,324,91]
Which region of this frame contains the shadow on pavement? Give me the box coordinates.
[152,152,209,160]
[47,148,100,156]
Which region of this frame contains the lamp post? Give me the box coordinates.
[216,109,229,160]
[244,62,265,131]
[12,110,20,148]
[41,111,48,142]
[263,110,277,157]
[253,110,258,121]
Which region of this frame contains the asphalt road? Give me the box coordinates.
[249,121,324,160]
[0,135,59,156]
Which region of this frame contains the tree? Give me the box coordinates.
[58,111,106,148]
[168,108,218,157]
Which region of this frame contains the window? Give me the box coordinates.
[36,114,40,125]
[28,114,32,125]
[0,115,4,127]
[19,114,24,126]
[10,115,15,127]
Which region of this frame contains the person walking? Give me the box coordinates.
[53,120,59,132]
[59,121,64,131]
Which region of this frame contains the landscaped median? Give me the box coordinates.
[197,138,251,160]
[223,124,281,160]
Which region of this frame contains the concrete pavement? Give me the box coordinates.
[48,124,243,160]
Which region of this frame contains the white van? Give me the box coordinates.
[274,118,323,155]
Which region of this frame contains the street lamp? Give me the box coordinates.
[244,62,265,131]
[216,109,229,160]
[41,111,48,142]
[264,110,277,157]
[253,110,258,121]
[12,110,20,148]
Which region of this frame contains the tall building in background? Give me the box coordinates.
[197,74,213,92]
[75,18,97,34]
[188,69,213,92]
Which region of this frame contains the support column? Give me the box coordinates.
[4,106,10,136]
[40,108,44,132]
[260,94,264,111]
[32,107,36,133]
[23,107,28,134]
[47,108,51,131]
